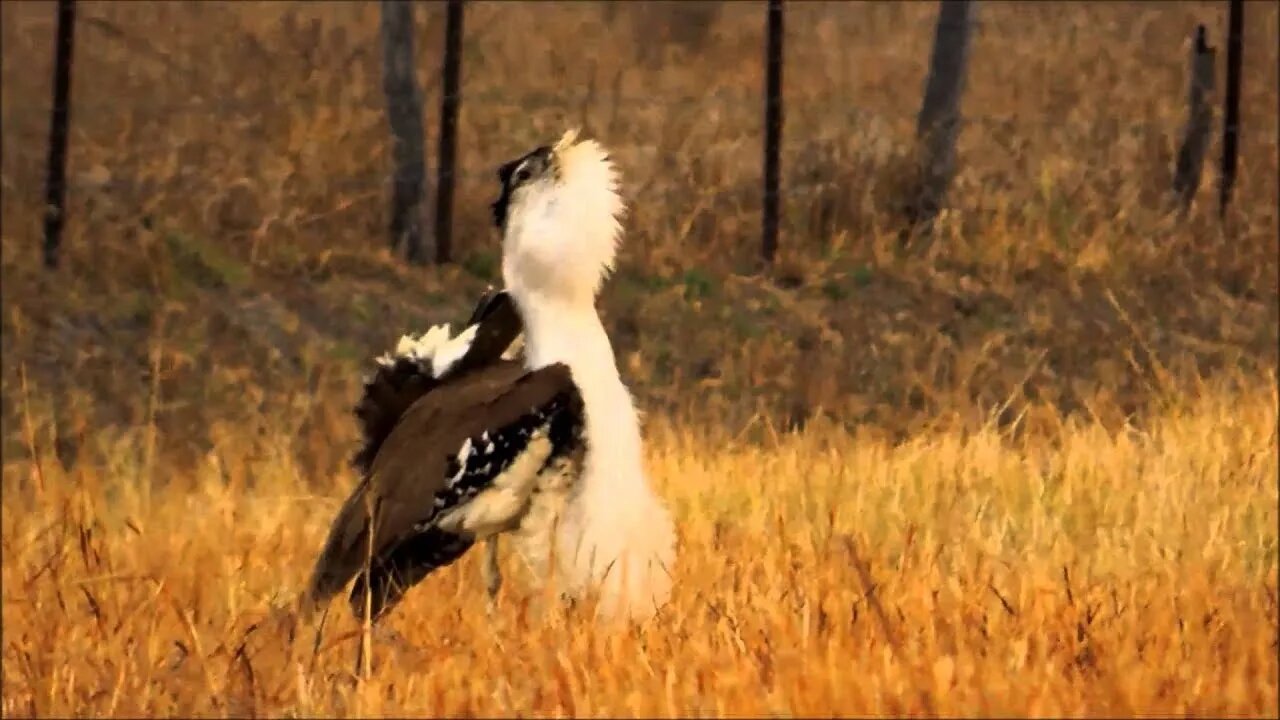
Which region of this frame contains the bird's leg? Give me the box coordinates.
[352,637,365,682]
[374,624,425,663]
[352,622,425,679]
[482,536,503,612]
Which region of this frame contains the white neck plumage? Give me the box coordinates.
[514,289,645,492]
[494,131,676,619]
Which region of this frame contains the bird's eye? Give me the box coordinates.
[514,167,532,184]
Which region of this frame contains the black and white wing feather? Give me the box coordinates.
[307,363,584,621]
[350,288,523,474]
[304,292,585,622]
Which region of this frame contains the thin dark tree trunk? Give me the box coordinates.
[761,0,784,264]
[43,0,77,270]
[911,0,974,231]
[1217,0,1243,219]
[1172,25,1216,215]
[381,0,430,264]
[433,0,465,266]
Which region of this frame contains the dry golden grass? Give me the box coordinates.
[2,2,1277,442]
[3,379,1277,717]
[2,2,1279,716]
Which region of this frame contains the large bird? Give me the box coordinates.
[302,129,676,626]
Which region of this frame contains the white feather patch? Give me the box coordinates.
[375,323,453,368]
[455,437,473,466]
[430,324,478,377]
[372,321,479,380]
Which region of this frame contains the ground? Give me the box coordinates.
[1,1,1277,716]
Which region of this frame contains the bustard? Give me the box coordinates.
[302,129,676,626]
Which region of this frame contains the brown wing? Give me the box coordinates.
[351,289,523,474]
[304,361,583,621]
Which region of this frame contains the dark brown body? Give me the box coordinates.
[303,290,585,622]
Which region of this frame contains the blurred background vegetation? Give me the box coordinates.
[1,0,1276,486]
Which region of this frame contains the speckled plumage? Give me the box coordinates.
[303,288,589,622]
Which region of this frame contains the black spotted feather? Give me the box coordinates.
[304,292,587,624]
[343,386,584,620]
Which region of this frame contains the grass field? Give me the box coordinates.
[1,1,1278,716]
[3,380,1277,716]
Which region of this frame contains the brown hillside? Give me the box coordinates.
[2,1,1276,477]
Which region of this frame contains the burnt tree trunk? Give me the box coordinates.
[1172,25,1216,215]
[381,0,431,264]
[43,0,77,269]
[910,0,974,231]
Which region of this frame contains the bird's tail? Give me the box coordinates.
[298,476,377,622]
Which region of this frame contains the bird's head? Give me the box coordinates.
[491,129,624,307]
